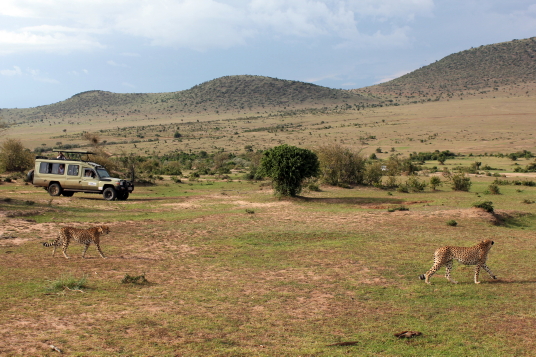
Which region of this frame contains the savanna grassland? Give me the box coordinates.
[1,37,536,356]
[1,160,536,356]
[5,93,536,158]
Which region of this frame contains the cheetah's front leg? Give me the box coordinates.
[482,264,496,279]
[420,264,440,284]
[95,243,106,258]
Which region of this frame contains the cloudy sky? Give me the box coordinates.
[1,0,535,109]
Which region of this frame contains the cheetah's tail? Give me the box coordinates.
[418,274,426,280]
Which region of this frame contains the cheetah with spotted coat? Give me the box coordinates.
[419,240,497,284]
[43,226,110,259]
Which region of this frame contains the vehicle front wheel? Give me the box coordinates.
[117,192,129,200]
[48,183,62,196]
[103,187,117,201]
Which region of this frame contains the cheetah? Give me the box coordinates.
[419,240,497,284]
[43,226,110,259]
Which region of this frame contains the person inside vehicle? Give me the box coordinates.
[58,164,65,174]
[57,152,66,160]
[84,169,96,178]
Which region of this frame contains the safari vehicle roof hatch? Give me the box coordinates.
[53,149,96,161]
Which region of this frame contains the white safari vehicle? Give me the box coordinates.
[27,150,134,201]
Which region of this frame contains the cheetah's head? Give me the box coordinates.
[480,239,494,248]
[98,226,110,235]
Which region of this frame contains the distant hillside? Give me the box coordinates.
[1,75,371,123]
[3,37,536,123]
[354,37,536,102]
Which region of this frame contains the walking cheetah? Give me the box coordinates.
[43,226,110,259]
[419,240,496,284]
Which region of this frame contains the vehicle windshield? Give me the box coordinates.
[96,168,111,178]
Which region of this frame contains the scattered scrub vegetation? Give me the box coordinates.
[121,274,149,285]
[473,201,494,213]
[47,274,88,293]
[446,219,458,226]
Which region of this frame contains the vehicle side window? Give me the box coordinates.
[39,162,52,174]
[67,165,79,176]
[83,169,96,178]
[56,164,66,175]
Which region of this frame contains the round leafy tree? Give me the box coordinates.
[259,144,319,197]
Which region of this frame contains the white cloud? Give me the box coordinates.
[114,0,255,50]
[374,69,412,84]
[0,29,105,55]
[107,60,129,67]
[0,64,59,83]
[0,0,436,54]
[0,65,22,76]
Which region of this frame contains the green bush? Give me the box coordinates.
[121,274,149,285]
[259,144,319,197]
[316,143,365,186]
[446,219,458,227]
[387,206,409,212]
[363,161,384,186]
[444,171,472,191]
[488,184,501,195]
[473,201,494,213]
[429,176,442,190]
[0,138,34,173]
[406,175,427,192]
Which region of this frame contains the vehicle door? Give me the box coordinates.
[81,167,99,191]
[63,164,82,189]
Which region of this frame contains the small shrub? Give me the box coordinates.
[388,206,409,212]
[406,175,426,192]
[446,220,458,227]
[522,199,535,204]
[121,274,149,285]
[47,274,88,292]
[245,209,255,214]
[473,201,494,213]
[444,171,472,191]
[396,185,409,193]
[488,184,501,195]
[429,176,442,190]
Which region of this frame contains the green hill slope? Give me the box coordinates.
[1,75,370,123]
[354,37,536,102]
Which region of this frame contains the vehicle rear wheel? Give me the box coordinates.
[26,170,34,184]
[117,192,129,200]
[103,187,117,201]
[48,183,62,196]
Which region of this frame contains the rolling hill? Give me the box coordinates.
[0,76,371,124]
[2,37,535,123]
[354,37,536,103]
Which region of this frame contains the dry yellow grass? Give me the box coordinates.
[7,94,535,158]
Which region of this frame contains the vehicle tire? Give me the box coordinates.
[103,187,117,201]
[48,183,62,196]
[62,191,74,197]
[26,170,34,184]
[117,192,129,200]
